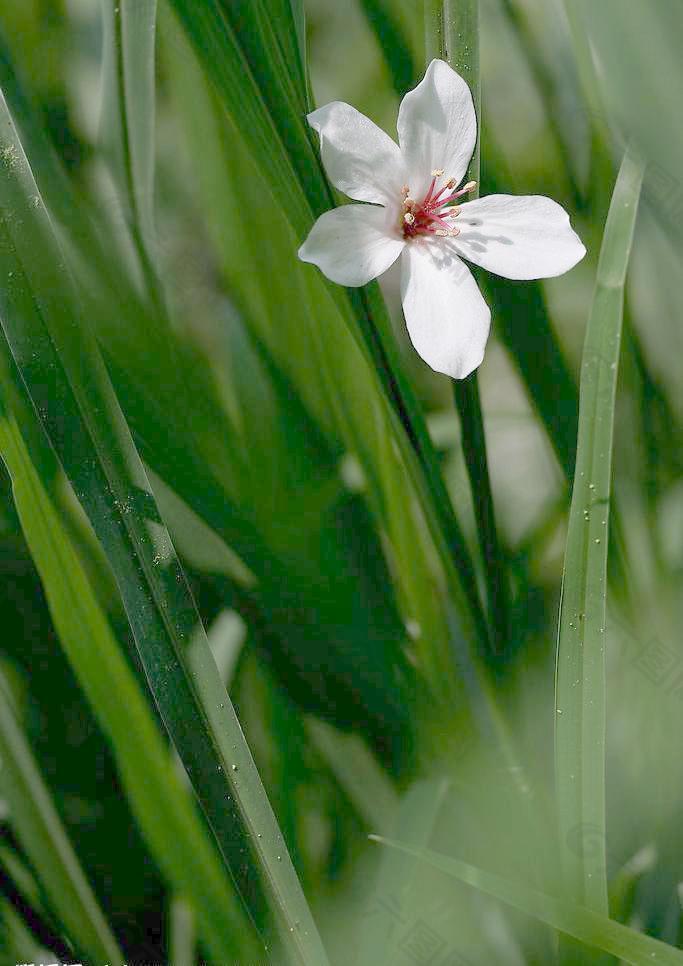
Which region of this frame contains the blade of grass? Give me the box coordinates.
[0,95,329,966]
[99,0,164,313]
[360,781,451,966]
[0,848,72,961]
[497,0,583,208]
[370,837,683,966]
[169,896,196,966]
[0,674,122,964]
[359,0,416,97]
[305,719,399,833]
[0,345,259,963]
[554,149,644,921]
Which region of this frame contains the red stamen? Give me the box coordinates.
[401,175,474,239]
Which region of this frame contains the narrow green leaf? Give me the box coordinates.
[370,837,683,966]
[0,346,257,963]
[169,896,196,966]
[360,782,451,966]
[100,0,158,252]
[306,719,399,833]
[358,0,416,96]
[0,675,122,964]
[0,95,329,966]
[555,150,645,913]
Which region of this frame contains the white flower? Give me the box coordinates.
[298,60,586,379]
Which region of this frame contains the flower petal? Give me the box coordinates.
[397,60,477,199]
[308,102,406,207]
[400,241,491,379]
[453,194,586,280]
[298,204,405,287]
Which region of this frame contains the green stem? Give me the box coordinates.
[427,0,509,658]
[453,373,510,659]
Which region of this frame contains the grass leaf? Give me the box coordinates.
[0,343,258,963]
[0,93,330,966]
[370,837,683,966]
[0,672,122,964]
[554,150,645,914]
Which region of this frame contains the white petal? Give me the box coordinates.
[453,194,586,280]
[397,60,477,199]
[308,102,406,207]
[400,241,491,379]
[298,204,405,287]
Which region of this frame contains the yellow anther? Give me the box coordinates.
[401,184,410,197]
[431,168,445,177]
[403,212,415,225]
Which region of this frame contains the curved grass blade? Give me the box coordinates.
[0,95,329,966]
[0,346,258,963]
[554,151,645,918]
[0,674,122,964]
[370,837,683,966]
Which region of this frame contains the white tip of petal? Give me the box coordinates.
[397,60,477,200]
[305,101,406,207]
[400,243,491,379]
[454,194,586,280]
[299,204,405,287]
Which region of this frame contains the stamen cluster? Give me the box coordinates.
[401,169,477,240]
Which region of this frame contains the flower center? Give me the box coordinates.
[401,169,476,240]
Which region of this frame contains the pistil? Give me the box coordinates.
[401,172,477,240]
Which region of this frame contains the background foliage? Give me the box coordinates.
[0,0,681,963]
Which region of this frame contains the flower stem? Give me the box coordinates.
[453,371,510,660]
[426,0,510,659]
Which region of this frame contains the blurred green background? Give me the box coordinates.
[0,0,682,963]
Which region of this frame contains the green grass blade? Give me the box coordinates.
[360,782,451,966]
[0,95,329,965]
[370,837,683,966]
[555,150,645,915]
[306,719,399,832]
[164,0,323,238]
[100,0,157,256]
[358,0,416,96]
[169,897,196,966]
[0,347,258,963]
[0,676,122,964]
